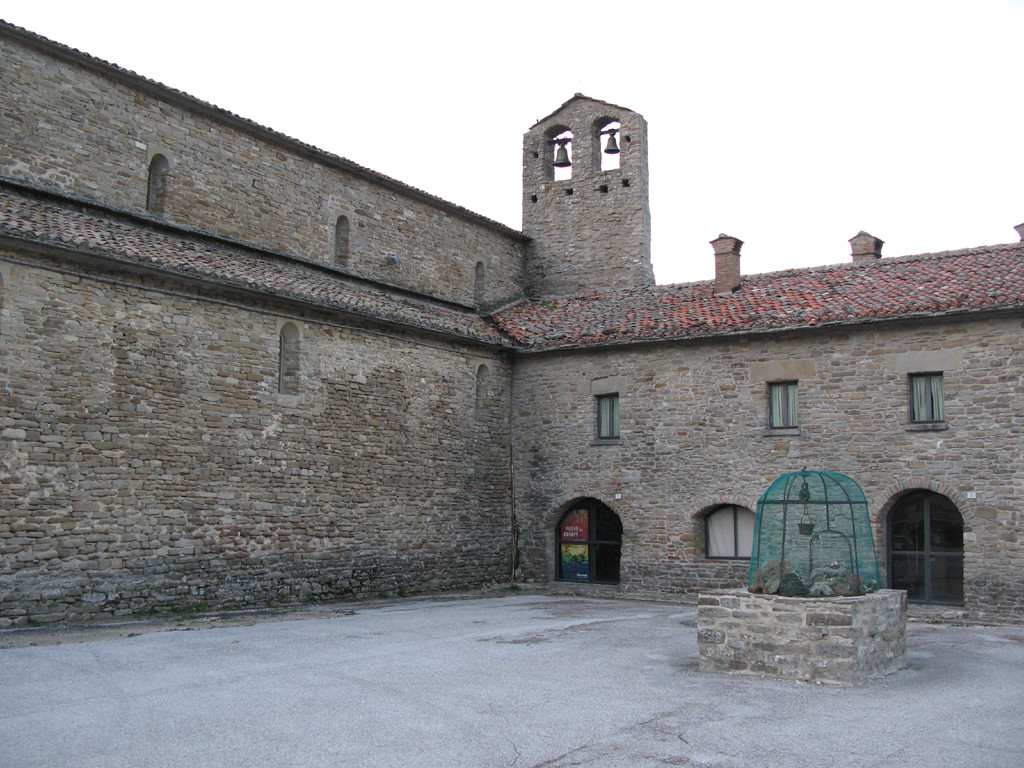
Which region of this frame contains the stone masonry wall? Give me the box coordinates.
[522,97,654,295]
[0,30,526,310]
[697,589,908,684]
[0,252,513,624]
[511,315,1024,619]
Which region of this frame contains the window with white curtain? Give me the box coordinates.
[597,393,619,439]
[910,373,944,423]
[705,505,755,559]
[768,381,798,428]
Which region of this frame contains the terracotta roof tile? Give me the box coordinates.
[4,180,1022,355]
[494,244,1024,350]
[0,183,511,346]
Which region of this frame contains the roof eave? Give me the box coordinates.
[0,233,515,350]
[510,306,1024,355]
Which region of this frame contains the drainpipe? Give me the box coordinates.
[508,354,518,583]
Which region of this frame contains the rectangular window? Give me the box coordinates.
[768,381,798,428]
[597,393,619,439]
[910,373,944,423]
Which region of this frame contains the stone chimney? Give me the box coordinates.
[711,234,743,294]
[849,231,884,262]
[1015,223,1024,242]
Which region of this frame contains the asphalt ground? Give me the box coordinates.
[1,593,1022,768]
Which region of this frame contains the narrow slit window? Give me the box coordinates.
[475,363,490,413]
[334,216,350,266]
[146,154,169,216]
[474,261,485,306]
[278,323,300,395]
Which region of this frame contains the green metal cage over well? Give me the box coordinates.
[749,471,881,597]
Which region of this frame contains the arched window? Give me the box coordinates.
[594,118,621,172]
[556,500,622,583]
[475,363,489,412]
[473,261,485,306]
[146,154,170,216]
[705,505,755,559]
[888,491,963,604]
[278,322,300,394]
[334,215,350,266]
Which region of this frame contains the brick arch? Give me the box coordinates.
[545,490,627,532]
[690,497,758,561]
[874,477,968,526]
[690,495,759,521]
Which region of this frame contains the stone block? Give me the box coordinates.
[697,628,724,644]
[807,612,854,627]
[697,589,907,684]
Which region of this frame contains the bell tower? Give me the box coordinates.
[522,94,654,295]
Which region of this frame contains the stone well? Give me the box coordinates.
[697,589,907,685]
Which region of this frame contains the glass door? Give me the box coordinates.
[889,491,964,604]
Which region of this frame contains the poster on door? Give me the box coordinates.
[560,510,589,580]
[560,544,589,581]
[560,510,588,540]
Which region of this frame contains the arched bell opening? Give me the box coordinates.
[555,499,621,584]
[888,490,964,605]
[545,125,573,182]
[593,117,621,172]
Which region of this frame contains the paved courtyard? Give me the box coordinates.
[1,594,1022,767]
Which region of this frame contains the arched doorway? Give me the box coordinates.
[888,491,964,604]
[556,500,621,583]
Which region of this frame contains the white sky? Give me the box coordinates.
[2,0,1022,285]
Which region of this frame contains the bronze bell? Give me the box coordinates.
[604,132,620,155]
[553,143,571,168]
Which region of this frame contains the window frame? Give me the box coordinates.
[704,504,755,560]
[767,381,798,429]
[909,372,945,424]
[596,393,620,440]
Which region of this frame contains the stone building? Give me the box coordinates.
[1,21,1022,624]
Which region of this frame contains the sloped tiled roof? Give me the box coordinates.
[0,181,513,346]
[3,180,1022,355]
[493,243,1024,351]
